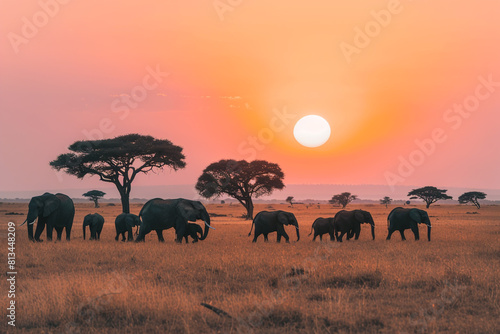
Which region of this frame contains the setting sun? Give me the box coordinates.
[293,115,331,148]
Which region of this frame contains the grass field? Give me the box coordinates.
[1,202,499,333]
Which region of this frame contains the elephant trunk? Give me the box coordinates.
[427,224,431,241]
[83,224,86,240]
[199,212,211,241]
[26,210,38,241]
[370,224,375,240]
[295,226,300,242]
[28,221,34,241]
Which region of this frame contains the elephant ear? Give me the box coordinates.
[354,211,364,223]
[409,209,422,224]
[177,200,197,221]
[277,212,290,225]
[43,195,61,218]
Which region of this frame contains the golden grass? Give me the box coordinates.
[1,202,499,333]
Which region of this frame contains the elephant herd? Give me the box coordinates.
[308,208,432,242]
[21,193,213,243]
[20,192,432,243]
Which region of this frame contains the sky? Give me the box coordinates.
[1,1,499,199]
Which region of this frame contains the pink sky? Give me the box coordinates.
[1,1,499,198]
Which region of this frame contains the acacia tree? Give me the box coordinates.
[380,196,392,208]
[458,191,486,209]
[407,186,452,208]
[83,190,106,208]
[50,134,185,213]
[195,159,285,219]
[286,196,294,207]
[329,192,357,208]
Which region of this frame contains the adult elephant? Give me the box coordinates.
[115,213,141,241]
[308,217,335,241]
[83,213,104,240]
[21,192,75,242]
[248,210,300,243]
[386,207,432,241]
[136,198,212,242]
[333,210,375,242]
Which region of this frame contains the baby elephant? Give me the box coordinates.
[115,213,141,241]
[179,223,203,243]
[308,217,335,241]
[83,213,104,240]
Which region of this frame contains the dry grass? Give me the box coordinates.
[1,202,499,333]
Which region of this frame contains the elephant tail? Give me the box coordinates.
[248,220,255,237]
[308,222,314,236]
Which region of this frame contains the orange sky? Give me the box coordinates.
[1,1,499,197]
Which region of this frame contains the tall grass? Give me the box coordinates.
[1,203,498,333]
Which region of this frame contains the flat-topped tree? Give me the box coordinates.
[83,190,106,208]
[407,186,452,208]
[329,192,357,209]
[286,196,294,207]
[380,196,393,208]
[458,191,486,209]
[50,134,185,213]
[195,159,285,219]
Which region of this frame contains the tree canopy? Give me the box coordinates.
[458,191,486,209]
[51,134,186,213]
[380,196,393,208]
[83,190,106,208]
[195,159,285,219]
[329,192,358,208]
[407,186,452,208]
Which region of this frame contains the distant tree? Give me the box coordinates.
[50,134,185,213]
[329,192,358,209]
[195,159,285,219]
[458,191,486,209]
[83,190,106,208]
[407,186,452,208]
[380,196,392,208]
[286,196,294,207]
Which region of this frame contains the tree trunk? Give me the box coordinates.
[245,199,254,220]
[93,198,99,208]
[426,201,431,209]
[116,185,130,213]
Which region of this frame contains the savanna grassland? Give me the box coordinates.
[1,202,499,333]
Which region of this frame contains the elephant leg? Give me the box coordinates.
[252,232,260,242]
[46,225,54,241]
[55,227,63,241]
[312,233,317,241]
[282,231,289,243]
[115,233,119,241]
[65,225,72,241]
[121,232,126,241]
[338,231,346,242]
[319,234,323,241]
[277,233,281,243]
[386,229,395,240]
[192,233,198,243]
[354,227,361,240]
[155,230,165,242]
[411,226,420,240]
[264,233,269,242]
[175,225,186,243]
[399,230,406,241]
[34,221,45,241]
[329,232,335,241]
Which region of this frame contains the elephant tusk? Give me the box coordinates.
[204,221,216,230]
[20,219,28,226]
[29,221,36,225]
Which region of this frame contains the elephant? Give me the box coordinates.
[136,198,213,242]
[333,210,375,242]
[308,217,335,241]
[115,213,141,241]
[386,207,432,241]
[248,210,300,243]
[83,213,104,240]
[21,192,75,242]
[179,223,203,243]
